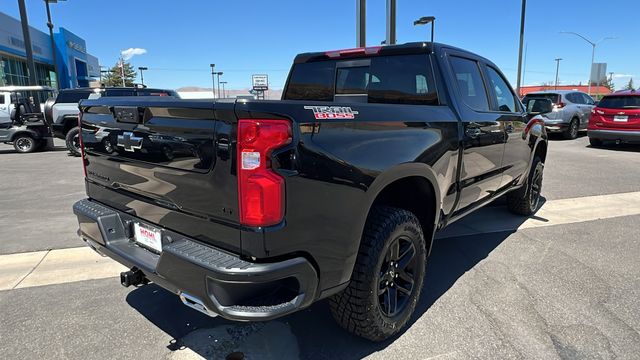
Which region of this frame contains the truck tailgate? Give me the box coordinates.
[79,98,241,252]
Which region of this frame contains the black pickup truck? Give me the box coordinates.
[73,42,550,341]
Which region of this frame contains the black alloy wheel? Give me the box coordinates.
[378,236,417,317]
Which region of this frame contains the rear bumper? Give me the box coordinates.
[72,198,318,321]
[544,122,569,133]
[588,129,640,143]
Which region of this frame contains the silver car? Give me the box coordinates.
[522,90,595,139]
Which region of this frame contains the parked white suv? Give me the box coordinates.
[522,90,595,139]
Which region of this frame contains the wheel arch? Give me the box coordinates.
[10,130,39,142]
[359,164,442,255]
[62,116,80,135]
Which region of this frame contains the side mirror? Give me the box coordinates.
[527,98,553,116]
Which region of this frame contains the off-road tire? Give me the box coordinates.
[507,156,544,215]
[13,134,37,153]
[65,126,81,157]
[329,206,427,341]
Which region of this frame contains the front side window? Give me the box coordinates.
[485,66,517,112]
[449,56,489,111]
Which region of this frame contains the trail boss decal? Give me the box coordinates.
[304,106,359,120]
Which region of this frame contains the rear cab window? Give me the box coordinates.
[56,90,92,104]
[284,54,438,105]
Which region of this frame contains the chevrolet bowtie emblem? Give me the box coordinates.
[117,132,143,152]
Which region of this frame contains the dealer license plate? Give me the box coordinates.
[614,115,628,122]
[133,223,162,253]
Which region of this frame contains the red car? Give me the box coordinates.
[588,90,640,146]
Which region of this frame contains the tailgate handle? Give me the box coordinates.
[113,107,140,123]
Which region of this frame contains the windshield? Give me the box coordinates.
[522,93,560,106]
[598,96,640,109]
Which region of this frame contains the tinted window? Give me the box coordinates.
[449,56,489,111]
[56,90,92,104]
[284,62,334,101]
[567,92,583,104]
[598,96,640,109]
[336,66,369,95]
[0,95,4,104]
[581,93,595,105]
[105,89,135,97]
[285,54,438,105]
[486,66,517,112]
[367,54,438,105]
[523,93,560,105]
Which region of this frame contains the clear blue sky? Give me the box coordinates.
[5,0,639,90]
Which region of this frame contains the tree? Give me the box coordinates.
[592,77,615,92]
[102,59,137,87]
[625,78,635,91]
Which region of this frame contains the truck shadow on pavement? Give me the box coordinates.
[126,201,541,360]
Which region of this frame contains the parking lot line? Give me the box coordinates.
[2,190,640,291]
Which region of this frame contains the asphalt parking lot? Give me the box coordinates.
[1,136,640,360]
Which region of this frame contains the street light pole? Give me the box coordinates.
[138,66,148,86]
[554,58,562,90]
[515,0,527,97]
[17,0,39,88]
[560,31,616,96]
[216,72,223,101]
[220,81,227,98]
[44,0,64,89]
[209,64,216,98]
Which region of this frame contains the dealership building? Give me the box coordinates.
[0,11,99,89]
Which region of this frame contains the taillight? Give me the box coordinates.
[554,102,566,109]
[237,119,292,227]
[325,46,382,58]
[78,113,87,177]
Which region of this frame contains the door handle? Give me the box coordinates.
[465,128,482,138]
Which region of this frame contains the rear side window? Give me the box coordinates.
[56,91,91,104]
[598,96,640,109]
[285,62,334,101]
[285,54,438,105]
[449,56,489,111]
[367,54,438,105]
[0,95,4,104]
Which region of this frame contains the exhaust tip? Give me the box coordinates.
[179,292,218,317]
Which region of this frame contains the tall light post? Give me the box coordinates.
[44,0,65,89]
[560,31,616,96]
[214,64,216,99]
[413,16,435,43]
[220,81,228,98]
[515,0,527,97]
[216,72,223,101]
[554,58,562,90]
[138,66,147,86]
